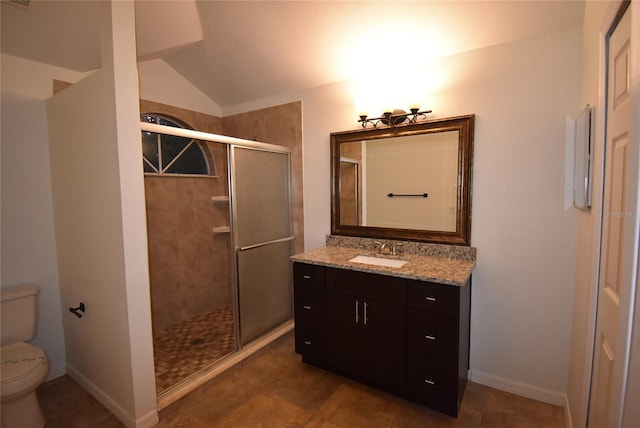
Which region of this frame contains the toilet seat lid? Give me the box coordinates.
[1,342,47,383]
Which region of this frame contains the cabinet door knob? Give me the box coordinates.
[304,340,312,345]
[424,379,435,385]
[425,296,437,302]
[303,275,311,279]
[425,335,436,341]
[303,305,312,310]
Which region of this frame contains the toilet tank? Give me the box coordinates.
[0,285,40,346]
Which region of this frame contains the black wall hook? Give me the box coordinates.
[69,303,85,318]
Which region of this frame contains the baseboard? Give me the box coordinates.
[66,365,159,428]
[469,369,566,406]
[46,362,67,382]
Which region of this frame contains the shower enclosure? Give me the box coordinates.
[141,120,294,398]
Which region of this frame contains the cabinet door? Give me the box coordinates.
[326,291,365,378]
[365,299,406,391]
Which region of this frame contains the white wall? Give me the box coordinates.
[1,54,91,379]
[138,59,222,116]
[451,27,580,402]
[224,26,582,401]
[46,3,157,426]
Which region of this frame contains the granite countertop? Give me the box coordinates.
[290,245,475,287]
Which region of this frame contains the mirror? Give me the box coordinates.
[331,115,474,245]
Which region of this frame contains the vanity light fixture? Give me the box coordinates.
[358,107,433,129]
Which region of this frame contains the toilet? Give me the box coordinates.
[1,285,50,428]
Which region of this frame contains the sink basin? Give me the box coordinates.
[348,255,408,268]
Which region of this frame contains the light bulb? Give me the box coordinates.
[408,101,422,111]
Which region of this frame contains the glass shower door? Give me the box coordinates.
[230,146,294,346]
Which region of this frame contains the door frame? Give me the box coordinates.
[580,1,640,427]
[622,2,640,425]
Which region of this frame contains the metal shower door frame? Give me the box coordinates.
[228,143,295,349]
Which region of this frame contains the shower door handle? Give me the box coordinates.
[236,236,295,252]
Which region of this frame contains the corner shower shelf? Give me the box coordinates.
[212,226,231,234]
[211,195,230,203]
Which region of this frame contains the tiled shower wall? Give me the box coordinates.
[141,100,231,334]
[144,173,232,334]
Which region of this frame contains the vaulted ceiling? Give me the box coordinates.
[1,0,585,110]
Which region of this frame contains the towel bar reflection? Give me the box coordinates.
[387,193,428,198]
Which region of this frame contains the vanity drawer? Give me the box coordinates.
[294,285,325,326]
[327,268,406,305]
[407,353,457,394]
[294,323,326,365]
[406,380,459,417]
[407,309,458,359]
[294,263,326,289]
[407,280,459,316]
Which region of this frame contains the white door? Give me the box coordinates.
[588,4,639,428]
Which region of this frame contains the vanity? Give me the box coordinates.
[291,237,475,417]
[292,114,477,416]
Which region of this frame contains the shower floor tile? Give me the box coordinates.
[153,305,236,395]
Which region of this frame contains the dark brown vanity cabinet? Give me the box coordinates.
[325,268,406,392]
[293,262,471,417]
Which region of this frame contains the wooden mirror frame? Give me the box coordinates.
[330,114,475,245]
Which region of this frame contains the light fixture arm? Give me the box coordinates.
[358,108,433,128]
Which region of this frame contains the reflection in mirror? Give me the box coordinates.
[339,157,360,225]
[331,115,474,245]
[340,131,459,232]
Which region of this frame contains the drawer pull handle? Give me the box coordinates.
[364,301,368,326]
[304,340,312,345]
[424,379,435,385]
[425,335,436,341]
[425,296,437,302]
[303,275,311,279]
[303,305,312,310]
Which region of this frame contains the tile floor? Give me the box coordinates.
[153,306,236,394]
[38,332,565,427]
